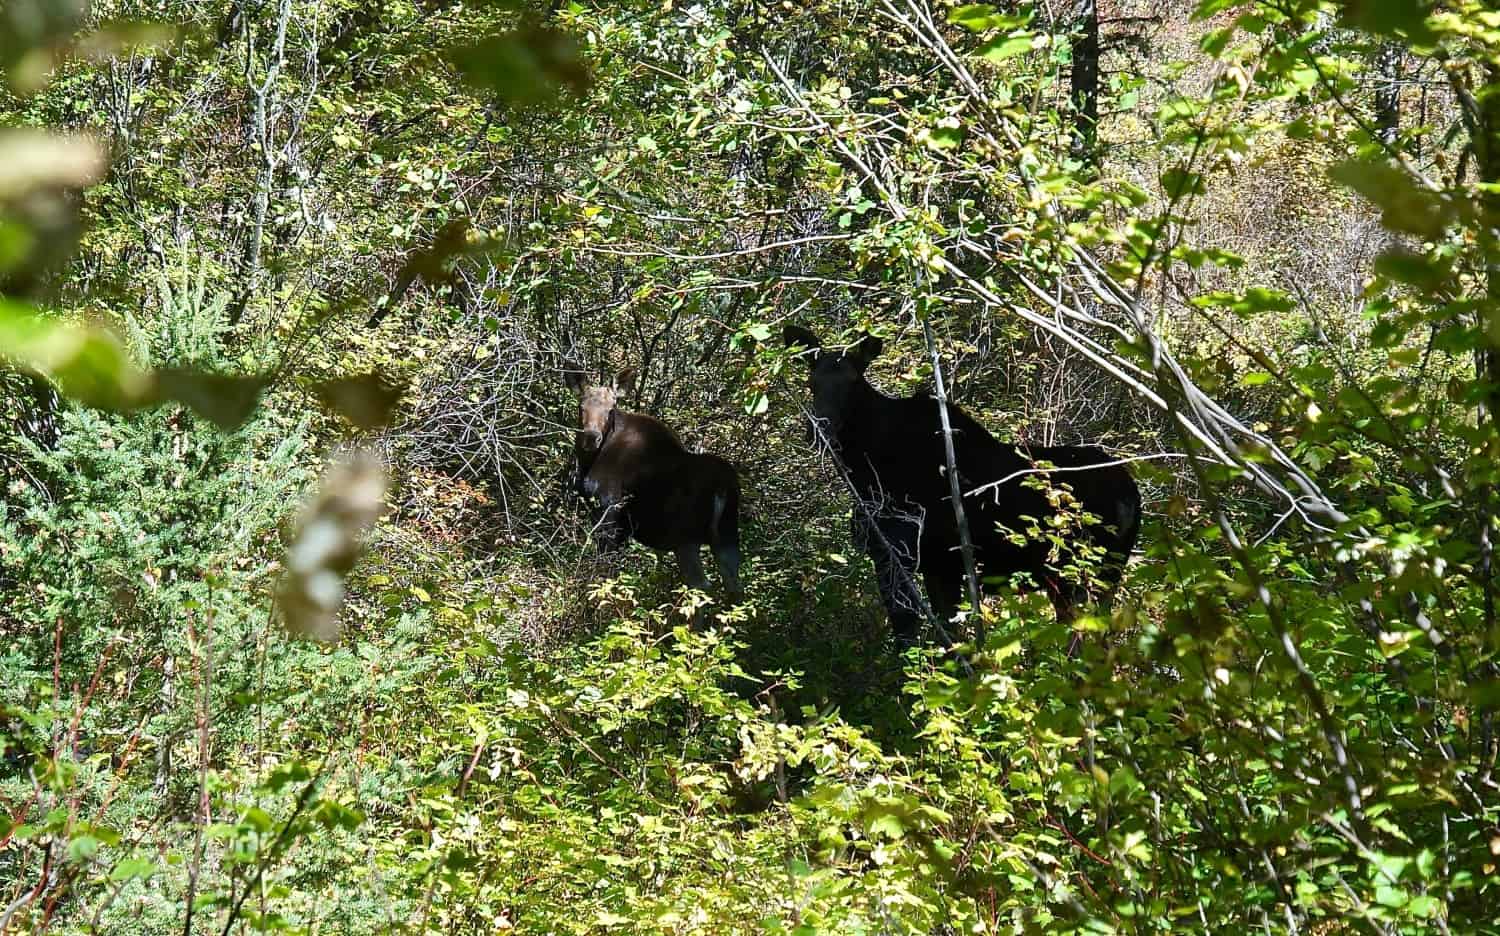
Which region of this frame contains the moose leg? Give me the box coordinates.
[856,512,926,649]
[594,496,629,551]
[878,558,926,649]
[675,544,711,591]
[1050,582,1085,657]
[678,546,717,624]
[923,568,963,647]
[712,542,742,600]
[676,544,714,625]
[710,483,742,599]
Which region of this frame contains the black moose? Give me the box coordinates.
[783,325,1141,646]
[565,366,743,605]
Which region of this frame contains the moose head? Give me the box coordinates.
[782,325,883,440]
[563,365,637,458]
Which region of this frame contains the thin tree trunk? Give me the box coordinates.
[180,601,215,936]
[235,0,293,324]
[152,653,174,800]
[1070,0,1100,172]
[1469,62,1500,775]
[1375,41,1402,149]
[922,316,984,646]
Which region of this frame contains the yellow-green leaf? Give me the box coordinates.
[446,23,591,107]
[1329,160,1453,239]
[976,33,1035,63]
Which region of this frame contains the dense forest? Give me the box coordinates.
[3,0,1500,932]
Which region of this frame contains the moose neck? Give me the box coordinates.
[598,407,620,448]
[828,377,884,456]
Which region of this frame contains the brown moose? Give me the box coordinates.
[564,366,742,606]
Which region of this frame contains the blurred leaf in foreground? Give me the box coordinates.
[153,369,268,431]
[0,0,87,94]
[277,454,388,642]
[0,298,148,408]
[0,130,107,201]
[0,300,268,426]
[1337,0,1437,46]
[313,373,406,430]
[1329,160,1455,239]
[0,1,175,96]
[446,22,591,107]
[0,130,107,287]
[367,218,499,326]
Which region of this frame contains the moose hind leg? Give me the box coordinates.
[709,481,742,599]
[713,542,742,599]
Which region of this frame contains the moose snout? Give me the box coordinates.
[575,429,603,455]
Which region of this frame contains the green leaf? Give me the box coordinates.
[1190,287,1295,318]
[1194,0,1240,16]
[0,299,149,409]
[1373,249,1448,293]
[866,810,906,840]
[67,834,101,863]
[1338,0,1437,45]
[1158,97,1203,124]
[107,857,158,882]
[1467,678,1500,708]
[1200,26,1234,56]
[948,5,1029,32]
[926,125,965,150]
[1160,167,1207,197]
[389,219,484,295]
[242,807,275,835]
[262,762,313,794]
[949,4,999,31]
[314,799,365,832]
[976,34,1035,63]
[1,301,271,425]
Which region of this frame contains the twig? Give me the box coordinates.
[920,314,984,645]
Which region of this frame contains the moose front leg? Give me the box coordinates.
[675,544,714,626]
[854,511,928,649]
[593,495,631,551]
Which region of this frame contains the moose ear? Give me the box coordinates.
[562,364,589,397]
[782,325,821,354]
[612,367,638,395]
[850,333,884,372]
